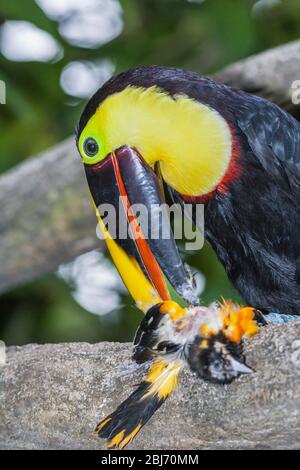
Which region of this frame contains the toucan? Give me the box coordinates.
[76,66,300,318]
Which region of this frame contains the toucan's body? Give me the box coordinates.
[196,90,300,315]
[76,66,300,447]
[77,66,300,316]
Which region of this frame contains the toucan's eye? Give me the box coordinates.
[83,137,99,157]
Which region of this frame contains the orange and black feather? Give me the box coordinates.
[96,359,181,449]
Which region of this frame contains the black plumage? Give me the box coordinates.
[204,94,300,315]
[132,303,181,363]
[187,333,248,384]
[132,304,164,363]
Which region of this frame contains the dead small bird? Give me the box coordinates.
[95,300,259,449]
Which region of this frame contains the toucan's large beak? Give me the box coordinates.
[84,146,197,312]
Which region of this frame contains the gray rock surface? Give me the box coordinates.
[1,321,300,450]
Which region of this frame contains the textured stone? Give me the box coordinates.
[1,321,300,449]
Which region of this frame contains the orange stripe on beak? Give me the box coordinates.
[111,152,170,301]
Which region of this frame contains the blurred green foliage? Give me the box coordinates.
[0,0,299,345]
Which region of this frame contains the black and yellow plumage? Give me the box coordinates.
[96,358,180,450]
[95,300,258,449]
[77,66,300,316]
[76,66,300,448]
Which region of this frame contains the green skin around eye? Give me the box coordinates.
[79,129,110,165]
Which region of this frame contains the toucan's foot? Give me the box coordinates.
[252,307,299,324]
[262,312,299,324]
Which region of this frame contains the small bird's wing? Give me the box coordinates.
[132,304,164,363]
[132,303,181,363]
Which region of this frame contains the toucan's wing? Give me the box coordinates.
[236,94,300,280]
[236,95,300,186]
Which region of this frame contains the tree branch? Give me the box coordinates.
[1,321,299,449]
[1,40,300,294]
[0,139,101,293]
[215,39,300,119]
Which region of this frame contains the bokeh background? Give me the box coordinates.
[1,0,300,345]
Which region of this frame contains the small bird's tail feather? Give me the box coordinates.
[95,359,181,449]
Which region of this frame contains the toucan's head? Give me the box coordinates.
[76,66,235,311]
